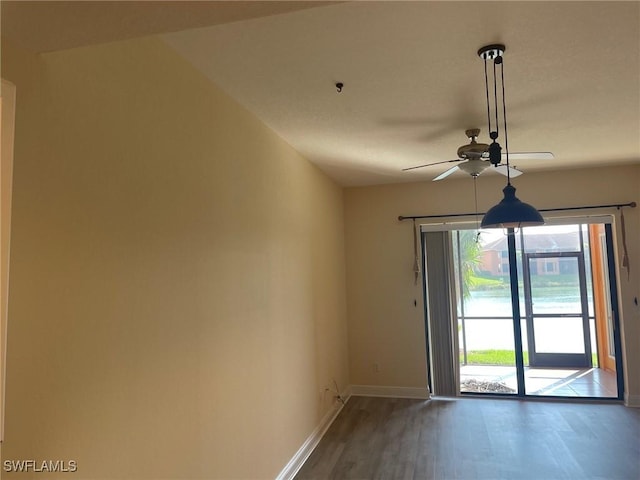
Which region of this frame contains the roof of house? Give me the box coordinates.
[483,231,582,253]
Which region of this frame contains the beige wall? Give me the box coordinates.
[1,79,17,445]
[345,166,640,400]
[1,37,348,479]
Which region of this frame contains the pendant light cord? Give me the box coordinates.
[473,176,479,227]
[473,176,481,241]
[493,59,500,139]
[484,58,492,135]
[499,56,511,184]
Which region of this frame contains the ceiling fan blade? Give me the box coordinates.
[504,152,554,160]
[402,158,461,172]
[433,165,460,181]
[494,165,523,178]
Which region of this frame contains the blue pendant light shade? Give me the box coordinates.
[481,184,544,229]
[477,44,544,229]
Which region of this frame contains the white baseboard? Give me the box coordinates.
[348,384,431,399]
[275,396,348,480]
[624,393,640,408]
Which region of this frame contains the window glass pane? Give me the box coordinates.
[529,257,582,315]
[522,225,581,253]
[533,317,586,353]
[455,229,516,395]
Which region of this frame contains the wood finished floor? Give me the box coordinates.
[295,396,640,480]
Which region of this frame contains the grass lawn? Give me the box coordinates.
[462,349,598,367]
[469,275,504,287]
[462,349,528,365]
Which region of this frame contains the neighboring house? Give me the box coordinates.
[480,232,584,276]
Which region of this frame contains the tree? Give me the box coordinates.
[457,230,482,300]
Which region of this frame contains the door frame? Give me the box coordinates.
[522,251,593,368]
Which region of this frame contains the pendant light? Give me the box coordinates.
[478,44,544,229]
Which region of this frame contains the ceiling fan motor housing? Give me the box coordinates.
[457,130,489,159]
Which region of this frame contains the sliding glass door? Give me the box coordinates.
[428,219,623,399]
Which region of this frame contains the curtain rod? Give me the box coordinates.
[398,201,636,221]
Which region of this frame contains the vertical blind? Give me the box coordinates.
[423,231,459,396]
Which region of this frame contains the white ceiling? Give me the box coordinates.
[0,1,338,52]
[3,1,640,187]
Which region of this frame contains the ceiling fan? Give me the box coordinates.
[402,128,554,181]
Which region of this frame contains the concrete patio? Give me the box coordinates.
[460,365,618,398]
